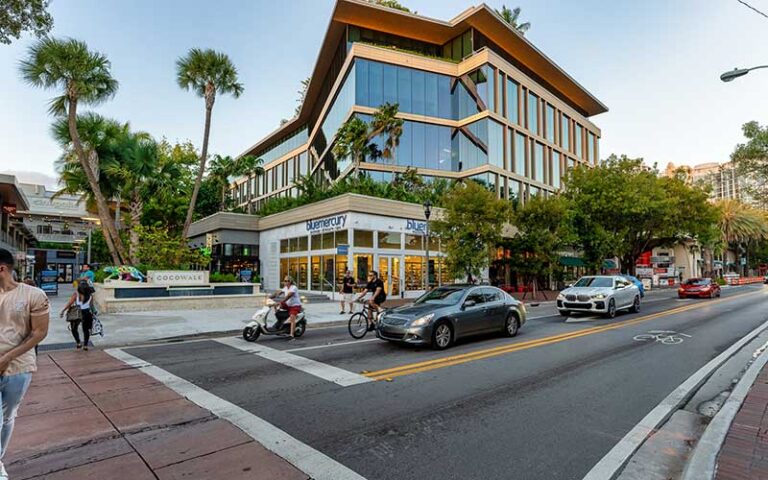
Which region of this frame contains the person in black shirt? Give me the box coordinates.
[357,271,386,330]
[339,270,356,314]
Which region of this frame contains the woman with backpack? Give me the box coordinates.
[59,281,95,350]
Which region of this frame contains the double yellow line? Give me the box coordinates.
[363,290,764,381]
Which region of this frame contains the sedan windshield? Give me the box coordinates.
[573,277,613,288]
[415,288,466,305]
[684,279,711,286]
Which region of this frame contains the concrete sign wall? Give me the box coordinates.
[147,270,209,285]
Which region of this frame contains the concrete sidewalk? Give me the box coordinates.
[6,350,308,480]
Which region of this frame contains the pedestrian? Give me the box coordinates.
[0,248,50,480]
[59,281,95,351]
[79,264,95,286]
[339,270,356,314]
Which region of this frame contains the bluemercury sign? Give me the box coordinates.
[306,214,346,232]
[147,270,209,285]
[406,219,427,233]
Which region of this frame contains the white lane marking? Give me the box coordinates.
[285,338,379,352]
[582,316,768,480]
[214,337,372,387]
[106,349,367,480]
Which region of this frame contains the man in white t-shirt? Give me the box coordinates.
[273,276,302,340]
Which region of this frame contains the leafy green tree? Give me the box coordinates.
[563,154,718,274]
[20,37,127,264]
[141,140,198,232]
[134,225,210,270]
[731,121,768,208]
[333,103,403,175]
[432,180,511,282]
[176,48,244,239]
[0,0,53,45]
[495,5,530,35]
[366,0,414,13]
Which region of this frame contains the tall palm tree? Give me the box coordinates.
[20,37,128,264]
[496,5,530,35]
[333,102,404,176]
[208,154,263,212]
[176,48,244,239]
[717,199,768,275]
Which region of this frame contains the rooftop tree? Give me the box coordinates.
[0,0,53,45]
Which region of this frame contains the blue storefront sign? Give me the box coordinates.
[40,270,59,295]
[306,214,347,232]
[406,219,426,233]
[336,244,349,255]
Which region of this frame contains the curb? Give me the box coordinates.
[582,314,768,480]
[681,338,768,479]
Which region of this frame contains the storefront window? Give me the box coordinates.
[405,256,424,291]
[310,256,321,291]
[280,258,288,282]
[280,239,289,253]
[297,235,308,251]
[335,230,349,247]
[354,254,373,281]
[378,232,401,249]
[322,232,335,250]
[311,234,322,250]
[404,234,423,251]
[297,257,308,290]
[336,255,349,288]
[354,230,374,248]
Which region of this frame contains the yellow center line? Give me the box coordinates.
[364,289,765,381]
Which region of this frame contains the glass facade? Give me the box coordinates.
[528,92,539,135]
[514,132,526,176]
[505,77,518,124]
[561,115,570,151]
[552,151,561,189]
[545,104,555,143]
[533,142,544,183]
[575,124,583,159]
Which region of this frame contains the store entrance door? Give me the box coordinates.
[378,256,401,297]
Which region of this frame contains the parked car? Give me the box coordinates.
[376,285,527,350]
[621,274,645,298]
[557,275,641,318]
[764,274,768,284]
[678,278,721,299]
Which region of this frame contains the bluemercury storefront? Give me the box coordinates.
[187,194,447,299]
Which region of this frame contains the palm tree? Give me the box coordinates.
[176,48,244,239]
[496,5,530,35]
[208,155,263,212]
[333,102,404,175]
[20,37,128,264]
[716,199,768,275]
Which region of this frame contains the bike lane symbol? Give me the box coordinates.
[633,330,692,345]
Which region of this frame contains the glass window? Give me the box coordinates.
[335,230,349,247]
[509,179,520,206]
[356,59,369,106]
[404,234,423,251]
[534,142,544,183]
[506,77,518,124]
[587,132,596,164]
[311,233,322,250]
[405,256,424,291]
[438,75,451,119]
[575,124,583,159]
[425,124,439,170]
[545,104,555,143]
[412,122,426,168]
[353,230,374,248]
[561,115,570,151]
[280,239,289,253]
[528,92,539,135]
[514,132,526,176]
[397,67,412,112]
[297,236,308,251]
[489,120,504,169]
[378,232,401,249]
[485,66,495,113]
[425,72,438,117]
[529,185,540,198]
[369,61,383,107]
[382,63,397,105]
[354,254,373,282]
[412,69,425,114]
[552,151,561,189]
[322,232,334,250]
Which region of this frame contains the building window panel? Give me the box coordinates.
[545,104,555,143]
[533,142,544,183]
[506,77,519,124]
[382,63,397,105]
[411,69,426,114]
[514,132,526,176]
[396,66,412,112]
[378,232,402,249]
[575,124,583,159]
[552,151,561,189]
[425,72,438,117]
[488,120,504,169]
[368,60,383,106]
[528,92,539,136]
[561,115,570,151]
[353,230,374,248]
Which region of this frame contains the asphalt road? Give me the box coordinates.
[126,284,768,480]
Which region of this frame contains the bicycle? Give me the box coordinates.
[348,297,386,339]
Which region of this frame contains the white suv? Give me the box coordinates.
[557,275,641,318]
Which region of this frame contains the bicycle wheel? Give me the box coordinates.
[661,336,684,345]
[348,312,369,339]
[633,334,656,342]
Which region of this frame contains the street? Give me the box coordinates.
[116,284,768,480]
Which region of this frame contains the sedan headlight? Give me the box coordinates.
[591,293,606,299]
[410,313,435,327]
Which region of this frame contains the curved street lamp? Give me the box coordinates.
[720,65,768,82]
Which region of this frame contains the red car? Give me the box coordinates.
[678,278,721,299]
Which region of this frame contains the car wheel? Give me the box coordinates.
[630,296,640,313]
[559,310,570,317]
[504,314,519,337]
[431,322,453,350]
[605,299,617,319]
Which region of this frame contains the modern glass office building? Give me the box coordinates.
[229,0,607,212]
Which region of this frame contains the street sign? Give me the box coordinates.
[240,269,252,282]
[337,244,349,255]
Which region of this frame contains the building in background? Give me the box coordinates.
[229,0,607,213]
[665,161,763,208]
[0,174,36,272]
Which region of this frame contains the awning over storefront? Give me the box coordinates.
[559,256,585,267]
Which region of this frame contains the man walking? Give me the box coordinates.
[339,270,356,314]
[79,264,95,285]
[0,249,49,479]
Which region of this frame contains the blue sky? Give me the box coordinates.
[2,0,768,186]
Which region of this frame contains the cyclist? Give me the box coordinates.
[357,271,386,330]
[272,276,302,340]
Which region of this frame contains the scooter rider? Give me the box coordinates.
[272,276,302,340]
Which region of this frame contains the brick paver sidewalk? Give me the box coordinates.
[715,363,768,480]
[6,350,308,480]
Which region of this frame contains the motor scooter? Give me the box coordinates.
[243,297,306,342]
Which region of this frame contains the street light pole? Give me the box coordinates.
[720,65,768,82]
[423,201,432,291]
[87,227,92,264]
